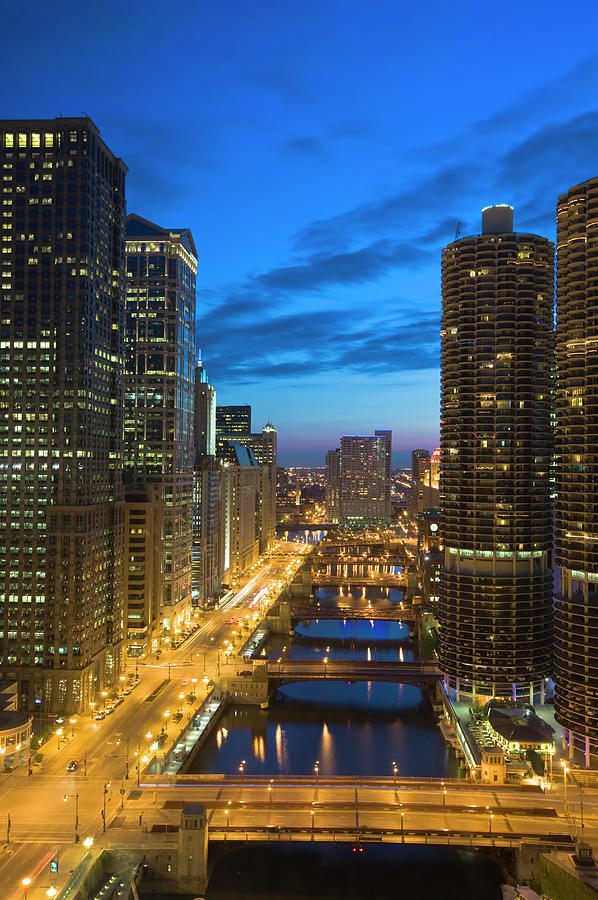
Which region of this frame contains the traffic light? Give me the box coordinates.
[50,859,58,874]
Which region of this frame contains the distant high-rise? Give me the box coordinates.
[194,355,216,461]
[411,449,430,486]
[555,178,598,763]
[124,214,197,638]
[325,449,341,522]
[339,433,392,525]
[192,360,223,606]
[216,405,251,436]
[216,406,277,552]
[375,430,392,520]
[0,118,127,712]
[439,205,553,699]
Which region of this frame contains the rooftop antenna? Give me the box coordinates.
[455,221,461,241]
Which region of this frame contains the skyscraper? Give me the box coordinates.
[411,449,430,486]
[124,215,197,639]
[555,177,598,764]
[192,359,224,607]
[325,448,340,522]
[216,405,251,435]
[216,406,277,553]
[339,433,392,525]
[439,205,553,700]
[0,118,127,712]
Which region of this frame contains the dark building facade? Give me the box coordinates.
[216,405,251,436]
[0,118,127,712]
[439,206,553,700]
[555,177,598,764]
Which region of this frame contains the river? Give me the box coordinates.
[176,579,504,897]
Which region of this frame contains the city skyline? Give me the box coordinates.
[5,1,598,462]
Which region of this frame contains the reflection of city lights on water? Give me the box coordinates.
[275,723,288,769]
[252,735,265,762]
[367,647,371,662]
[399,647,404,662]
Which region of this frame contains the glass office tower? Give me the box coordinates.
[125,215,197,639]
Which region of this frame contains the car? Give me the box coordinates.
[66,760,79,772]
[95,711,106,720]
[123,688,131,695]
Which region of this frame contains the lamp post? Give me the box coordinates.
[22,877,31,899]
[268,782,273,805]
[314,760,319,782]
[392,761,398,787]
[102,782,111,833]
[486,806,494,844]
[139,755,148,787]
[69,718,76,738]
[561,761,569,813]
[163,710,170,733]
[146,731,152,750]
[323,656,328,678]
[239,759,245,779]
[56,728,63,750]
[63,793,79,843]
[400,805,405,842]
[178,692,185,713]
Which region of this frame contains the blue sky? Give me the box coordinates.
[4,0,598,463]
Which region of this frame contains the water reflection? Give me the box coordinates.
[282,528,327,543]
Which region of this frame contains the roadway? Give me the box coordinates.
[121,781,585,848]
[0,539,310,900]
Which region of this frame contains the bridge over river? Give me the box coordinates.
[289,602,418,622]
[267,658,442,685]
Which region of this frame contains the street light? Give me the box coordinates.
[268,782,273,805]
[56,728,63,749]
[314,760,319,781]
[239,759,245,778]
[400,805,405,842]
[46,888,57,899]
[63,793,79,843]
[486,805,494,842]
[22,877,31,899]
[178,692,185,713]
[163,710,170,732]
[102,782,111,833]
[323,656,328,677]
[69,718,76,738]
[561,761,569,812]
[83,836,93,849]
[392,761,398,787]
